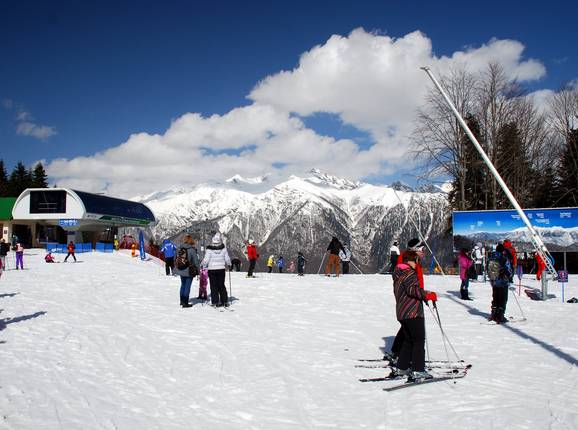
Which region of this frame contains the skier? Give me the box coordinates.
[386,238,426,362]
[197,268,209,300]
[487,243,512,323]
[15,242,24,269]
[64,241,77,262]
[246,239,259,278]
[201,233,232,307]
[160,239,177,276]
[174,235,200,308]
[458,248,473,300]
[277,255,285,273]
[297,252,306,276]
[471,243,483,279]
[391,240,438,381]
[230,257,241,272]
[535,252,546,281]
[288,260,295,273]
[131,243,137,257]
[503,240,517,283]
[45,252,56,263]
[339,244,352,274]
[267,255,275,273]
[388,241,400,273]
[325,236,345,277]
[0,238,9,270]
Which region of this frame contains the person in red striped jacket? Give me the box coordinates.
[391,240,437,381]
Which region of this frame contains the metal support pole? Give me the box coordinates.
[421,67,557,281]
[541,275,548,301]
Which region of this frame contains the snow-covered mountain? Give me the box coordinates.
[136,170,450,272]
[459,225,578,252]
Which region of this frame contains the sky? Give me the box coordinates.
[1,0,577,198]
[453,207,578,234]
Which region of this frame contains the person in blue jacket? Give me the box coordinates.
[160,239,177,276]
[277,255,285,273]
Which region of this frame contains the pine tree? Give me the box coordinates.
[0,160,8,197]
[556,128,578,206]
[461,115,487,210]
[530,165,560,208]
[31,162,49,188]
[494,122,533,208]
[8,161,32,196]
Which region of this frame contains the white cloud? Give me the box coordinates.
[16,121,57,140]
[2,101,57,140]
[46,28,550,198]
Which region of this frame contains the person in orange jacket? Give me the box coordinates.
[131,243,137,257]
[246,239,259,277]
[535,252,546,281]
[64,241,77,262]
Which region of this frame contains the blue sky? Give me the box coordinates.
[454,208,578,234]
[1,0,576,196]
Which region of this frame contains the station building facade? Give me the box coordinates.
[9,188,156,247]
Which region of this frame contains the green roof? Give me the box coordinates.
[0,197,17,220]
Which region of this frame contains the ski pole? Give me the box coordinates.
[509,287,526,320]
[349,260,364,274]
[317,252,327,275]
[427,302,462,362]
[228,269,232,300]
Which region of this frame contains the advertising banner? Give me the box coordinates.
[453,207,578,252]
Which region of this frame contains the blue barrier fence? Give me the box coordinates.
[95,242,114,253]
[46,242,115,253]
[46,242,91,253]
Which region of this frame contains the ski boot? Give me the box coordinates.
[408,370,433,382]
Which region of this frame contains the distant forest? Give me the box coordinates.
[0,159,49,197]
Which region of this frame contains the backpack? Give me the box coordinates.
[487,252,510,281]
[487,258,501,281]
[176,247,190,271]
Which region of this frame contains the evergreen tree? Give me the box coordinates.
[494,122,533,209]
[31,162,49,188]
[8,161,32,196]
[556,128,578,206]
[0,159,8,197]
[462,115,487,210]
[530,165,560,208]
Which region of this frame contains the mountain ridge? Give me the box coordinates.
[134,171,451,272]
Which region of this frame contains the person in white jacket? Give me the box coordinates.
[201,232,232,307]
[388,241,400,273]
[339,244,352,274]
[471,244,484,278]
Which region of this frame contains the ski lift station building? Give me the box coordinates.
[5,188,156,247]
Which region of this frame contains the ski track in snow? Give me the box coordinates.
[0,251,578,429]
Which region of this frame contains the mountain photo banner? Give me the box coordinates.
[452,208,578,252]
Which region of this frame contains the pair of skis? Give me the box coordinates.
[357,357,470,391]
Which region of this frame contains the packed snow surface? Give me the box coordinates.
[1,250,578,429]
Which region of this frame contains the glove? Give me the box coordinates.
[425,292,438,302]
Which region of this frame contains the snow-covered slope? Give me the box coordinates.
[1,251,578,429]
[137,170,449,271]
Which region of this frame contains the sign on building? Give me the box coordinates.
[453,208,578,252]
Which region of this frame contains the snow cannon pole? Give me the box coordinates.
[421,66,556,282]
[392,188,445,276]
